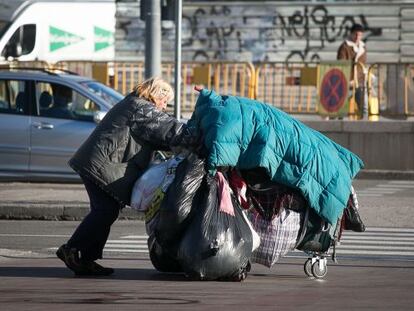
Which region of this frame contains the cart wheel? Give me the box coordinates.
[304,259,313,277]
[312,261,327,279]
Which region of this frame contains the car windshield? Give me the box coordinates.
[79,81,124,106]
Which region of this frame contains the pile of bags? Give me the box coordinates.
[131,153,260,281]
[129,89,366,281]
[130,152,340,281]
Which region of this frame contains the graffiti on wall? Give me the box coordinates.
[182,5,242,61]
[181,4,382,62]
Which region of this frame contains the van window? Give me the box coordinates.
[0,79,27,114]
[1,24,36,58]
[36,82,100,121]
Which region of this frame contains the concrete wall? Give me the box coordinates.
[115,0,414,173]
[303,119,414,171]
[115,0,414,63]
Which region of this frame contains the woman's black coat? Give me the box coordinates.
[69,93,186,206]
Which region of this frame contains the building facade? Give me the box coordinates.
[115,0,414,63]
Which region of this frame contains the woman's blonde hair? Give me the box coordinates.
[134,77,174,106]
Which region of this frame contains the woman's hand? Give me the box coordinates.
[194,85,203,92]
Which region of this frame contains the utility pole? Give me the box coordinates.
[174,0,182,120]
[144,0,161,78]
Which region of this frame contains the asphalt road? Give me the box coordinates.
[0,179,414,310]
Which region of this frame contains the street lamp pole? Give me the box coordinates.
[174,0,182,120]
[145,0,161,78]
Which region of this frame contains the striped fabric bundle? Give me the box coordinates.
[247,208,302,268]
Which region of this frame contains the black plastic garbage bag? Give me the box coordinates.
[296,207,332,253]
[148,234,182,273]
[177,174,253,281]
[155,153,205,247]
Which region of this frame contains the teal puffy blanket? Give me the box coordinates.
[187,89,364,225]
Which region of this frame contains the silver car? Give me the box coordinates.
[0,68,124,181]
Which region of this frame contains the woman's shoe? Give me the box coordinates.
[56,244,114,276]
[56,244,85,274]
[76,261,114,276]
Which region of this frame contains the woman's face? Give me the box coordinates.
[154,96,171,111]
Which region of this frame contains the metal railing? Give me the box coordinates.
[109,61,255,113]
[2,60,413,118]
[367,63,414,118]
[254,62,318,114]
[254,61,414,118]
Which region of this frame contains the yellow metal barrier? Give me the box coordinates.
[6,60,414,118]
[108,61,255,113]
[254,61,414,119]
[347,62,366,120]
[367,64,379,121]
[365,63,414,118]
[403,63,414,117]
[255,62,318,114]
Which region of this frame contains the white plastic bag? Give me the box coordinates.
[130,156,184,211]
[241,210,261,252]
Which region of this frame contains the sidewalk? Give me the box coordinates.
[0,182,143,220]
[0,169,413,220]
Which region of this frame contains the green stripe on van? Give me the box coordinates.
[94,26,114,51]
[49,26,84,52]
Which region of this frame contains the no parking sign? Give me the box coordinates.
[317,62,352,117]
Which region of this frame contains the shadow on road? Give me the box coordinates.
[0,266,190,281]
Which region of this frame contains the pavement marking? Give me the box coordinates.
[340,240,414,245]
[357,193,383,197]
[388,180,414,185]
[105,239,147,244]
[332,250,414,256]
[0,248,47,258]
[376,184,414,188]
[103,249,149,253]
[119,235,148,239]
[334,229,414,259]
[346,234,414,238]
[358,189,397,193]
[104,237,149,253]
[357,180,414,197]
[47,246,148,253]
[99,228,414,261]
[359,227,414,232]
[0,234,71,238]
[105,244,148,249]
[341,236,414,241]
[285,228,414,260]
[34,225,412,260]
[338,245,414,250]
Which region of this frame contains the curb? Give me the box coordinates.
[1,169,412,221]
[0,203,145,221]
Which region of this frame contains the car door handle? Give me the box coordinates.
[33,122,54,129]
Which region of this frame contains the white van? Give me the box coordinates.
[0,0,115,63]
